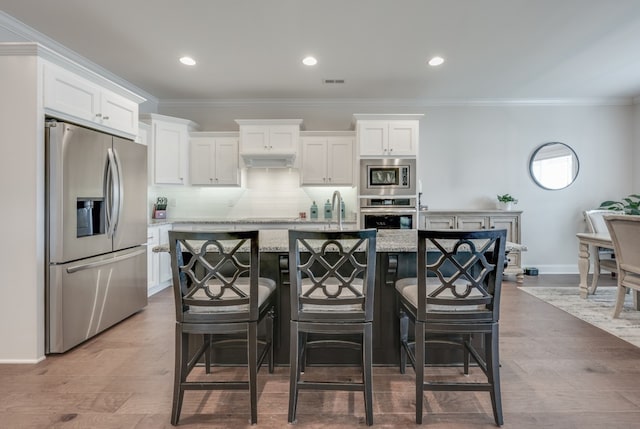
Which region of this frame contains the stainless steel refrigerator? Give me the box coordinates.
[45,121,148,353]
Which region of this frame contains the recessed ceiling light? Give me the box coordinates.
[428,56,445,66]
[179,56,196,66]
[302,56,318,66]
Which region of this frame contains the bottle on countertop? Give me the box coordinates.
[310,201,318,219]
[324,199,332,219]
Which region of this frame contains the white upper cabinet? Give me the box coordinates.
[140,113,199,186]
[301,134,355,186]
[236,119,302,168]
[354,114,423,157]
[190,133,240,186]
[43,61,140,137]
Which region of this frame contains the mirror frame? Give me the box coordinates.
[529,142,580,190]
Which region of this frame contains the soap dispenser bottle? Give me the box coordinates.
[310,201,318,219]
[324,199,332,219]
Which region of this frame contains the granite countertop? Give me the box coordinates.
[152,229,525,253]
[149,217,357,227]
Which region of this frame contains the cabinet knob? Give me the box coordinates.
[389,148,393,152]
[95,113,102,118]
[103,116,109,120]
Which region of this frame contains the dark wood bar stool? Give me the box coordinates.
[168,230,276,425]
[287,229,377,426]
[396,229,507,426]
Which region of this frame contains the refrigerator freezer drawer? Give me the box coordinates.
[47,246,148,353]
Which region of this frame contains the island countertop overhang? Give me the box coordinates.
[152,229,525,253]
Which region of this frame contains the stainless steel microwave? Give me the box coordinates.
[359,158,416,196]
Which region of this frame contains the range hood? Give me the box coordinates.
[240,152,296,168]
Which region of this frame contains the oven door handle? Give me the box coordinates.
[360,208,417,214]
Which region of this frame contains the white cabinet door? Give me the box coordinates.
[358,121,388,156]
[240,125,269,153]
[214,138,240,185]
[388,121,418,156]
[158,224,173,284]
[147,227,159,291]
[301,137,329,184]
[44,63,101,123]
[99,91,138,136]
[489,215,519,243]
[190,138,215,185]
[358,120,418,157]
[190,136,239,186]
[269,125,299,153]
[327,137,354,185]
[153,120,188,185]
[301,136,354,186]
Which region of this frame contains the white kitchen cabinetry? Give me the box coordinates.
[147,224,173,295]
[190,133,240,186]
[43,61,140,137]
[301,133,355,186]
[141,113,199,185]
[356,120,419,157]
[236,119,302,167]
[421,210,523,281]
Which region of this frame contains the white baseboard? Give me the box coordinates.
[148,281,171,297]
[0,355,46,364]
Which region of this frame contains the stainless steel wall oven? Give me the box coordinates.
[360,197,417,230]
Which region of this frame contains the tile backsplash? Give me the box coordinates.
[149,169,357,220]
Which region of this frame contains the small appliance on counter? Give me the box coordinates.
[153,197,168,219]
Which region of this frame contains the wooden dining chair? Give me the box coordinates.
[583,209,619,293]
[395,228,507,426]
[604,215,640,318]
[168,230,276,425]
[287,229,377,426]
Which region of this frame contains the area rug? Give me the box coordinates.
[519,286,640,348]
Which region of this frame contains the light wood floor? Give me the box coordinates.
[2,275,640,428]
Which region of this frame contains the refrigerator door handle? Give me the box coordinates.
[105,148,119,238]
[112,147,124,235]
[65,248,147,274]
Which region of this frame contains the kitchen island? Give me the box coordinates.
[156,229,521,366]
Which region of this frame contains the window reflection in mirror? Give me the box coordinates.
[529,142,579,190]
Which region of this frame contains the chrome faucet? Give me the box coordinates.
[331,190,343,231]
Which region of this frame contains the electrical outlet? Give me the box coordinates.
[169,198,177,208]
[228,199,235,207]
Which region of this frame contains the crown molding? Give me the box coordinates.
[159,97,634,108]
[0,11,157,105]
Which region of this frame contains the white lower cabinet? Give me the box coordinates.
[421,210,523,280]
[147,224,172,295]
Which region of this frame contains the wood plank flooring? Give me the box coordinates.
[2,275,640,428]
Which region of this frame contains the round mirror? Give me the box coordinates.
[529,142,579,190]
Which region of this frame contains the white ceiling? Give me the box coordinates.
[3,0,640,102]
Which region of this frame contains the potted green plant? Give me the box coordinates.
[497,194,518,210]
[599,194,640,215]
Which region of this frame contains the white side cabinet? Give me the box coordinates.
[236,119,302,167]
[357,120,419,157]
[147,224,173,296]
[421,210,524,282]
[43,61,140,137]
[301,133,355,186]
[190,133,240,186]
[141,113,199,185]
